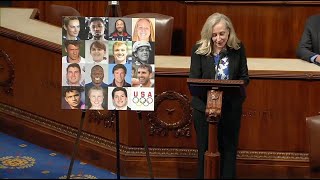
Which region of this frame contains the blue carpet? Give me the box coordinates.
[0,131,120,179]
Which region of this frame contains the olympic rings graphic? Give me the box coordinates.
[132,97,139,103]
[132,96,153,106]
[140,97,146,104]
[147,97,153,104]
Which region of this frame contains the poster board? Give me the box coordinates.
[61,16,155,111]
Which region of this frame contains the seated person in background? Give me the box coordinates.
[87,86,106,110]
[296,14,320,65]
[133,64,154,87]
[110,41,132,64]
[132,18,155,42]
[62,86,85,109]
[88,40,108,64]
[112,87,130,110]
[108,19,132,41]
[132,41,154,65]
[108,64,131,87]
[64,63,84,86]
[63,16,81,40]
[88,17,107,41]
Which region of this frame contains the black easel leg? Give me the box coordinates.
[67,110,86,179]
[115,110,120,179]
[137,111,154,179]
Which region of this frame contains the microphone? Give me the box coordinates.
[219,48,228,59]
[215,48,228,80]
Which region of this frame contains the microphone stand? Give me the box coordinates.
[67,110,86,179]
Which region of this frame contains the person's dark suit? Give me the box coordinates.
[114,106,131,110]
[296,14,320,62]
[189,42,249,179]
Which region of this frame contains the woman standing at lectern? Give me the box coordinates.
[189,12,249,179]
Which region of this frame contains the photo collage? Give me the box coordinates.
[61,16,155,111]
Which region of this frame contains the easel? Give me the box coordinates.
[66,1,154,177]
[112,110,154,179]
[65,110,154,179]
[115,110,121,179]
[105,1,122,17]
[106,1,123,179]
[67,110,86,179]
[111,110,154,179]
[137,111,154,179]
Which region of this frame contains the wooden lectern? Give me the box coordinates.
[187,78,245,179]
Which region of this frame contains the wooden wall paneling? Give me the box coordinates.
[185,2,320,58]
[117,111,143,147]
[121,156,197,178]
[0,36,71,124]
[288,6,320,59]
[185,4,290,58]
[77,1,108,17]
[239,79,311,152]
[12,1,187,55]
[237,160,309,179]
[239,79,270,150]
[11,1,44,9]
[11,1,320,57]
[124,76,196,149]
[306,81,320,115]
[185,4,206,55]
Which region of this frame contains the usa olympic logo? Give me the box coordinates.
[132,96,153,106]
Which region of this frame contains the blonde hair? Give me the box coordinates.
[132,18,156,42]
[112,41,128,52]
[196,13,240,56]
